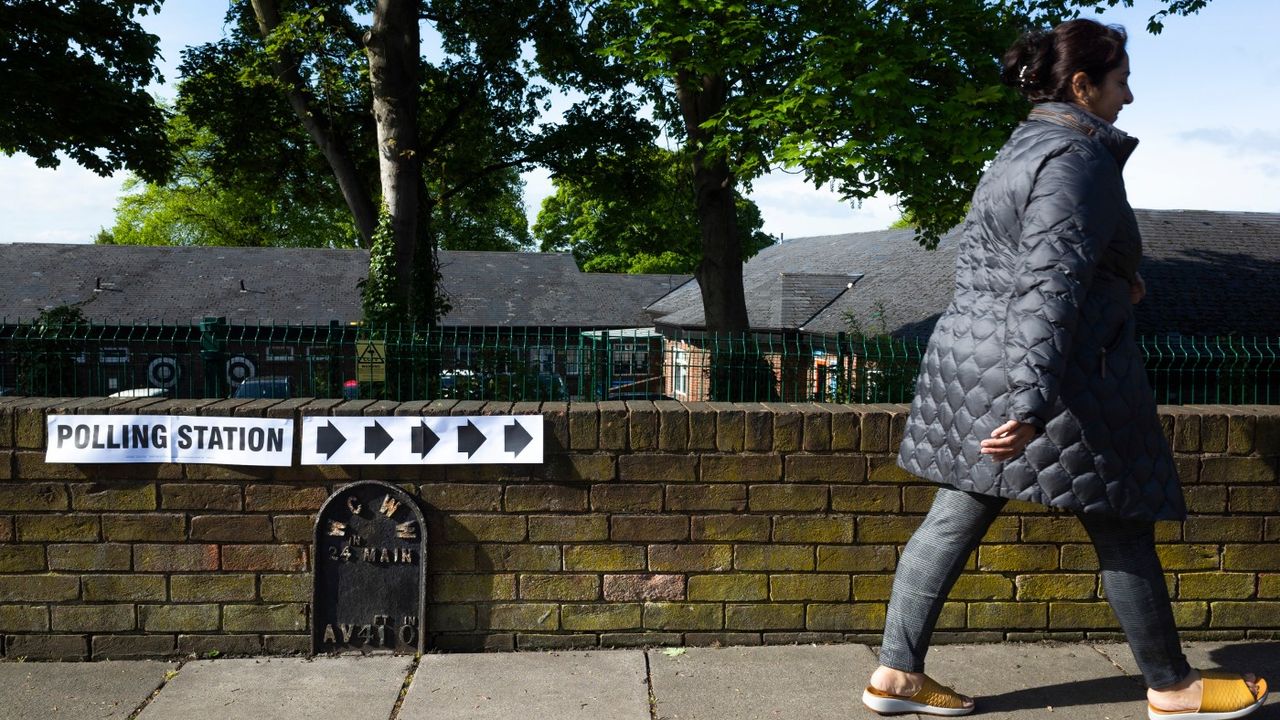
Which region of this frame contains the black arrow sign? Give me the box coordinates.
[411,422,439,458]
[317,422,346,459]
[458,420,486,458]
[505,420,533,456]
[364,421,393,458]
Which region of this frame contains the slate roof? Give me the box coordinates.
[652,270,861,331]
[0,244,688,328]
[1131,209,1280,337]
[648,209,1280,338]
[1,244,364,325]
[5,208,1275,335]
[646,227,952,335]
[783,228,962,338]
[436,250,687,327]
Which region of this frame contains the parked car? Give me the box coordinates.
[231,376,292,399]
[439,369,482,399]
[606,391,673,401]
[487,371,569,401]
[108,388,170,398]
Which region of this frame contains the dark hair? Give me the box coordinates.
[1002,18,1128,103]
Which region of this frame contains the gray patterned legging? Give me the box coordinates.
[878,486,1191,689]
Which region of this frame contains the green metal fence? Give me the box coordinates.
[1,320,1276,405]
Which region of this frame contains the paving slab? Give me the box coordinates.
[0,660,177,720]
[648,644,877,720]
[403,650,648,720]
[135,656,411,720]
[1093,641,1280,719]
[922,643,1146,719]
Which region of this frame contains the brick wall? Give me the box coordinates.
[0,397,1277,660]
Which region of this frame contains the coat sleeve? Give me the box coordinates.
[1004,143,1119,428]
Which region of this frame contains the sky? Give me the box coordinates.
[2,0,1277,245]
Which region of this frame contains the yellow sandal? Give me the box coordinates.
[862,675,975,716]
[1148,671,1268,720]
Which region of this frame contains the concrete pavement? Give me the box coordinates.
[0,641,1276,720]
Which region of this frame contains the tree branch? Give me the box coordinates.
[420,70,486,156]
[317,7,366,47]
[438,156,535,203]
[249,0,377,247]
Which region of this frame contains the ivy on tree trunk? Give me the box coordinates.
[365,0,435,322]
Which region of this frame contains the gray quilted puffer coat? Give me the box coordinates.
[898,102,1183,521]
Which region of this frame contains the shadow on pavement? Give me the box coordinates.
[976,674,1145,713]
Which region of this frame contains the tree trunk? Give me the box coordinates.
[366,0,429,320]
[249,0,377,247]
[677,69,771,401]
[676,69,749,334]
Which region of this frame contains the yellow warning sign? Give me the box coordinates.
[356,339,386,383]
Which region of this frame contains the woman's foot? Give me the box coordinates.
[1148,669,1264,713]
[868,665,975,709]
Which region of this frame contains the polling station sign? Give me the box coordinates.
[46,415,293,466]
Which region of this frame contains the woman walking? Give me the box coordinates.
[862,18,1268,720]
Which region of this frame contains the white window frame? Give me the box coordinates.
[672,348,689,398]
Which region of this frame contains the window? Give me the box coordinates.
[612,341,649,376]
[266,346,295,362]
[672,349,689,398]
[536,348,556,373]
[99,347,129,365]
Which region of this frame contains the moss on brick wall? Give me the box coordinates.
[0,397,1277,659]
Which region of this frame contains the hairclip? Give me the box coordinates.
[1018,65,1033,87]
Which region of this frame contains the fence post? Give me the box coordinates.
[326,320,343,398]
[199,316,227,399]
[836,331,848,403]
[601,330,611,400]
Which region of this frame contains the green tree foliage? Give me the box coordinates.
[101,114,359,247]
[103,103,532,250]
[159,0,648,324]
[0,0,171,181]
[108,4,540,253]
[1020,0,1211,34]
[434,168,535,252]
[598,0,1025,333]
[600,0,1213,334]
[534,146,770,274]
[14,305,90,396]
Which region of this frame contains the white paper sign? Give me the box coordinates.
[301,415,543,465]
[46,415,294,466]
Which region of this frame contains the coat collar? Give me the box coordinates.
[1028,101,1140,168]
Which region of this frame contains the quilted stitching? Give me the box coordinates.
[898,102,1184,522]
